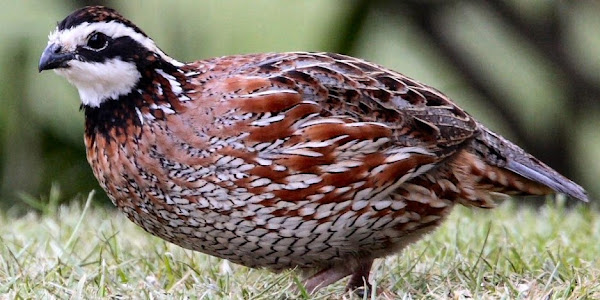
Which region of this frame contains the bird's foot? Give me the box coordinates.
[301,258,374,295]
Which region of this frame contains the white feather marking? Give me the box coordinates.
[292,61,328,69]
[305,176,323,185]
[413,163,436,177]
[300,100,319,105]
[250,178,271,188]
[159,105,175,114]
[135,107,144,125]
[165,194,174,204]
[197,182,216,193]
[48,21,192,106]
[298,206,315,216]
[373,200,392,211]
[391,201,406,210]
[354,188,373,202]
[336,186,351,194]
[49,21,182,66]
[156,69,183,95]
[253,143,271,151]
[287,135,347,149]
[282,174,322,190]
[338,137,390,153]
[284,181,309,190]
[55,58,140,107]
[314,203,335,219]
[238,164,254,172]
[352,181,366,189]
[387,146,432,156]
[385,152,411,163]
[351,199,369,211]
[337,160,363,168]
[320,185,336,193]
[273,164,287,172]
[369,171,416,203]
[299,118,346,128]
[255,158,272,166]
[307,194,324,201]
[321,160,363,173]
[251,114,285,126]
[238,89,298,98]
[370,164,387,175]
[353,213,371,227]
[285,174,320,183]
[215,156,234,166]
[216,173,230,182]
[291,112,320,128]
[229,158,245,167]
[185,71,201,76]
[348,140,372,151]
[280,148,323,157]
[320,166,349,173]
[346,122,390,128]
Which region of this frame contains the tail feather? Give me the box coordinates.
[506,160,588,202]
[472,126,589,202]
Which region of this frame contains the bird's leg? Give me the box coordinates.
[301,258,374,294]
[346,258,373,296]
[302,264,353,294]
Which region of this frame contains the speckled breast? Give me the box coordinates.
[83,99,456,271]
[86,125,455,271]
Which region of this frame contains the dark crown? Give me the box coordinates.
[58,6,148,37]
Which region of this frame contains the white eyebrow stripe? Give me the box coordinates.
[48,21,182,67]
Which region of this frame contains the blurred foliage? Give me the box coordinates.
[1,0,598,209]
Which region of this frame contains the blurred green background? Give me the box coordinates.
[1,0,599,209]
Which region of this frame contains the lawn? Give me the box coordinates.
[0,191,598,299]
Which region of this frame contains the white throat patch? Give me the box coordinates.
[55,58,140,107]
[48,21,183,107]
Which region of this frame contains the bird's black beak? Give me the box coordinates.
[38,43,75,72]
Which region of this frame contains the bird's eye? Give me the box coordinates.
[86,32,108,50]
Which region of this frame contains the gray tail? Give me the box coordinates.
[472,126,589,202]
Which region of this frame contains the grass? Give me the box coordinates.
[0,191,598,299]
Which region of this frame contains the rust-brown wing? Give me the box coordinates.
[224,52,477,156]
[179,52,479,208]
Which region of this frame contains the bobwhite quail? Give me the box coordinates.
[39,6,588,294]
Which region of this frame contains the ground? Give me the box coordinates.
[0,191,598,299]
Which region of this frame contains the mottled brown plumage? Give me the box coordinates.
[40,6,588,294]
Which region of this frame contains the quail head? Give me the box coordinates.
[39,6,588,294]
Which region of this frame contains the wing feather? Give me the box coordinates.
[199,52,479,208]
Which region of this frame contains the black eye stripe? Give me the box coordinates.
[75,36,150,65]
